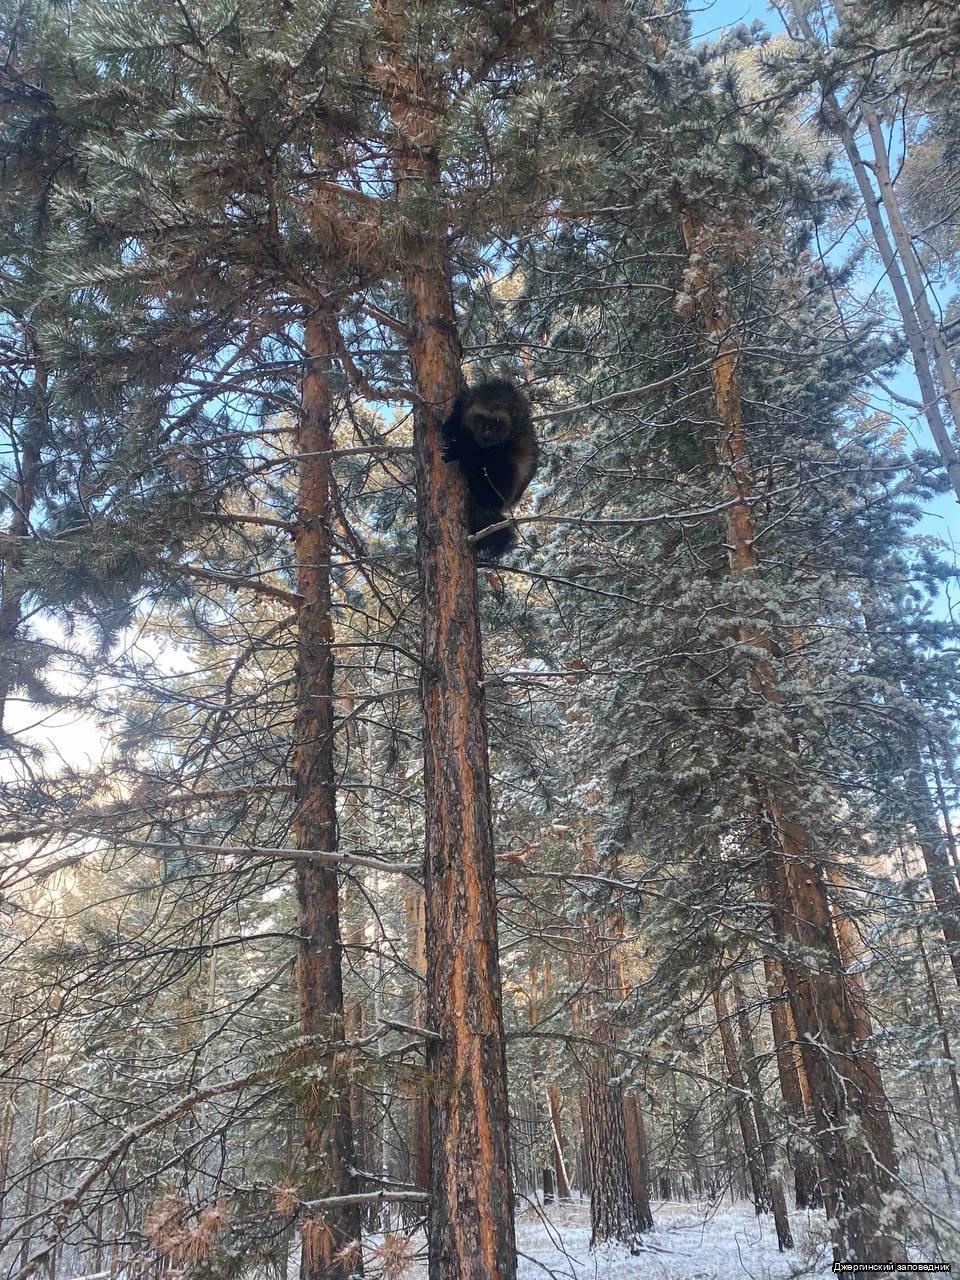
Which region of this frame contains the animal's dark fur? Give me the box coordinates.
[441,379,538,556]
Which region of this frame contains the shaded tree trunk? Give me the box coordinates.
[713,985,769,1217]
[904,746,960,989]
[762,956,821,1209]
[622,1095,654,1231]
[682,208,899,1263]
[579,1039,644,1250]
[0,351,43,735]
[547,1084,572,1201]
[292,314,361,1278]
[403,888,430,1194]
[730,974,792,1249]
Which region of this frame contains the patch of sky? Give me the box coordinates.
[688,0,959,617]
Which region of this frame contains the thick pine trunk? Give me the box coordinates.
[410,261,517,1279]
[376,12,516,1264]
[579,1040,644,1250]
[573,919,644,1248]
[681,209,898,1263]
[293,316,361,1278]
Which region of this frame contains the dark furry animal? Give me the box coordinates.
[441,379,538,556]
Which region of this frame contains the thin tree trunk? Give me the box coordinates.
[403,888,430,1194]
[930,754,960,878]
[681,207,899,1262]
[762,956,820,1209]
[547,1084,572,1201]
[862,103,960,436]
[730,974,792,1249]
[904,746,960,988]
[293,314,361,1278]
[713,985,770,1217]
[377,10,516,1273]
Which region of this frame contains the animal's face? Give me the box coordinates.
[467,406,513,446]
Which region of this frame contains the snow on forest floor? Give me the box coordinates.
[510,1200,833,1280]
[380,1199,837,1279]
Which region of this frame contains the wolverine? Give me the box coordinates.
[441,379,539,556]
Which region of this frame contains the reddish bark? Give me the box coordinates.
[292,316,361,1278]
[621,1095,654,1231]
[376,9,516,1271]
[681,209,899,1261]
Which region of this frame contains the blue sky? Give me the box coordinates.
[688,0,959,602]
[689,0,784,39]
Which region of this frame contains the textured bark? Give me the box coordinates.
[762,956,821,1209]
[376,9,516,1274]
[403,889,431,1193]
[622,1095,654,1231]
[825,873,898,1194]
[713,986,769,1217]
[573,879,645,1248]
[730,975,792,1250]
[293,316,361,1278]
[579,1040,644,1249]
[682,209,898,1262]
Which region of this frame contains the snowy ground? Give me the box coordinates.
[375,1200,836,1279]
[514,1200,834,1280]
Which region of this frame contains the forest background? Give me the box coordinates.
[2,0,960,1278]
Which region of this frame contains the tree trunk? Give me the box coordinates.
[730,974,792,1249]
[824,871,898,1194]
[547,1084,572,1201]
[762,956,820,1209]
[903,746,960,988]
[713,985,770,1217]
[403,888,431,1194]
[681,208,899,1262]
[621,1095,654,1231]
[862,102,960,438]
[293,314,361,1278]
[572,874,645,1249]
[579,1039,644,1249]
[376,11,516,1272]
